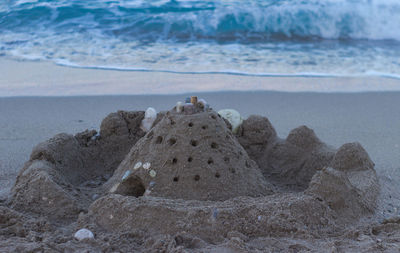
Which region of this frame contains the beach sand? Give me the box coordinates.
[2,59,400,97]
[1,91,400,209]
[1,60,400,251]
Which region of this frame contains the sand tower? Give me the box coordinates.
[106,105,273,201]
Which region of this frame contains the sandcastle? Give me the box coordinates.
[106,102,273,201]
[4,96,383,251]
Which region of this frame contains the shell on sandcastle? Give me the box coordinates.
[107,108,273,201]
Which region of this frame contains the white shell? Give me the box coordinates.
[74,228,94,241]
[143,162,151,170]
[141,107,157,132]
[122,170,131,180]
[133,162,142,170]
[149,170,157,177]
[176,101,183,113]
[218,109,243,134]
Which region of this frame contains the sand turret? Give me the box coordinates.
[107,107,273,201]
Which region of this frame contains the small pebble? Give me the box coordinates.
[257,215,262,221]
[92,194,99,200]
[198,98,208,110]
[149,170,157,177]
[149,181,156,188]
[134,162,142,170]
[74,228,94,241]
[143,162,151,170]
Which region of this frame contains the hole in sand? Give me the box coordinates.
[115,175,145,197]
[215,172,220,178]
[211,142,218,149]
[188,122,193,127]
[172,158,178,164]
[202,125,208,130]
[168,138,177,146]
[239,151,243,156]
[170,119,175,125]
[229,168,236,174]
[173,176,179,182]
[224,157,230,163]
[194,175,200,181]
[208,158,214,165]
[188,157,193,162]
[191,140,198,147]
[155,136,163,144]
[211,115,217,119]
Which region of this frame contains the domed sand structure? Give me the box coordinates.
[106,108,273,201]
[1,100,392,252]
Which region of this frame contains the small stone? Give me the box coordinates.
[143,162,151,170]
[149,170,157,177]
[198,99,208,110]
[74,228,94,241]
[92,194,99,200]
[134,162,142,170]
[122,170,131,180]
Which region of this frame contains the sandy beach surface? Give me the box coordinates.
[1,91,400,211]
[1,61,400,251]
[2,59,400,97]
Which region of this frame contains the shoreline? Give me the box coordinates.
[2,58,400,97]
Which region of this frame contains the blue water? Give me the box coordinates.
[1,0,400,78]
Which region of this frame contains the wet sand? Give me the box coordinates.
[2,59,400,97]
[1,92,400,215]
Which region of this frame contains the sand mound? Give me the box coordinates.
[4,104,387,252]
[238,116,336,191]
[10,111,146,220]
[307,143,380,219]
[105,109,273,201]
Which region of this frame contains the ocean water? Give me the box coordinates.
[1,0,400,78]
